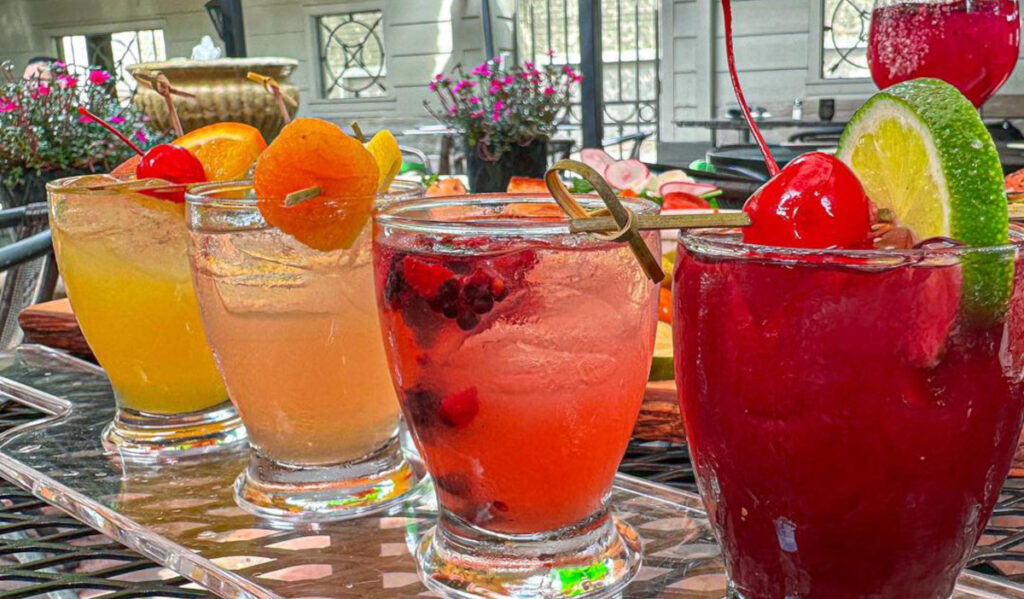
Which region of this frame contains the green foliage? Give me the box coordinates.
[0,62,170,187]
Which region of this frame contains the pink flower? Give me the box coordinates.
[109,115,126,124]
[0,98,16,112]
[503,75,514,85]
[525,61,535,70]
[470,110,485,119]
[543,86,555,95]
[31,84,51,99]
[433,73,444,81]
[471,63,492,77]
[489,82,503,94]
[494,100,505,111]
[448,106,458,114]
[562,65,575,77]
[453,80,475,93]
[53,60,66,70]
[493,56,502,64]
[572,73,582,83]
[77,115,94,123]
[429,82,437,91]
[57,74,77,88]
[547,49,556,58]
[468,96,480,105]
[89,70,111,85]
[134,130,148,145]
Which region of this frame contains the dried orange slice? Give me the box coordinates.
[365,130,402,193]
[253,118,379,251]
[175,123,267,182]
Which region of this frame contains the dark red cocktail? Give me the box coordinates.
[674,233,1024,599]
[868,0,1020,107]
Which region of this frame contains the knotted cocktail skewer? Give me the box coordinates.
[133,70,194,137]
[247,72,296,125]
[546,159,757,283]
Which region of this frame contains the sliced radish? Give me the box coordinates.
[659,181,720,198]
[647,169,693,192]
[581,148,616,174]
[605,159,651,192]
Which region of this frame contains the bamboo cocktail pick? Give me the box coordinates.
[545,159,752,284]
[247,72,297,125]
[133,70,194,137]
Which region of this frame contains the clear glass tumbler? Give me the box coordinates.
[47,175,245,458]
[373,194,661,598]
[185,180,423,520]
[674,230,1024,599]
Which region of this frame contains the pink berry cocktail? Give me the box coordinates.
[674,232,1024,599]
[373,195,660,599]
[868,0,1020,107]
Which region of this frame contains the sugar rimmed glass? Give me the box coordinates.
[674,229,1024,598]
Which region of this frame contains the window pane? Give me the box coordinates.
[822,0,873,79]
[57,28,167,104]
[318,10,387,100]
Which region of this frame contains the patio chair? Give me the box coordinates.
[0,203,59,351]
[603,131,653,160]
[400,145,433,175]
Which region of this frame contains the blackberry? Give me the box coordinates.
[403,386,442,431]
[471,295,494,314]
[457,311,480,331]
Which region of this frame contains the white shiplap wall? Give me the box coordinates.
[661,0,1024,145]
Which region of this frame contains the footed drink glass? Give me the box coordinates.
[868,0,1020,108]
[674,230,1024,599]
[373,195,660,599]
[185,180,423,520]
[47,175,244,458]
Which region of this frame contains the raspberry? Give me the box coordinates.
[403,257,455,298]
[439,387,479,428]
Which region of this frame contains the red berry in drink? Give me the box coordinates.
[742,152,874,249]
[403,257,455,298]
[439,387,479,429]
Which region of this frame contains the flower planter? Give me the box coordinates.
[465,139,548,193]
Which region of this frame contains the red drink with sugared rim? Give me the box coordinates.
[868,0,1020,107]
[373,195,659,599]
[674,231,1024,599]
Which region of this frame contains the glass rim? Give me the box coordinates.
[679,228,1024,264]
[374,193,661,237]
[185,179,425,208]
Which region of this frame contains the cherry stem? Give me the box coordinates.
[721,0,780,177]
[77,106,144,156]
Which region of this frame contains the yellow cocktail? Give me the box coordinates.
[48,176,244,456]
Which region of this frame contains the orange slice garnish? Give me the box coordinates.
[253,118,379,251]
[175,123,267,182]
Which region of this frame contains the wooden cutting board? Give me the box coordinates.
[18,298,95,361]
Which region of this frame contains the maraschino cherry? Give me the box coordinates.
[78,107,206,202]
[721,0,873,249]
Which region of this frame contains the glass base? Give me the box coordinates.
[417,508,642,599]
[234,435,419,521]
[102,401,246,460]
